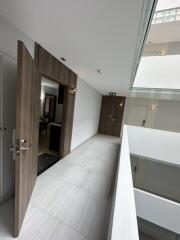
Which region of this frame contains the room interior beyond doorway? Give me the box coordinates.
[38,77,64,175]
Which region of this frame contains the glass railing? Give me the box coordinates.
[152,7,180,24]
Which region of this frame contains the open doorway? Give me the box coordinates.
[38,77,65,175]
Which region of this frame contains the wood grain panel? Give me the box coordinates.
[69,70,77,88]
[15,41,40,236]
[34,42,77,157]
[59,64,69,86]
[98,96,126,137]
[60,76,77,157]
[36,43,70,86]
[113,97,126,136]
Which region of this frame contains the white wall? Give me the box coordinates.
[155,99,180,132]
[108,125,139,240]
[0,14,34,59]
[124,98,158,128]
[127,125,180,166]
[71,78,101,150]
[124,97,180,133]
[135,188,180,235]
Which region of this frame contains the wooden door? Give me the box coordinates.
[112,97,126,136]
[98,96,125,137]
[15,41,40,237]
[98,97,114,135]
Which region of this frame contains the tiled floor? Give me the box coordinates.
[0,134,120,240]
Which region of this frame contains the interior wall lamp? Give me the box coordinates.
[69,88,76,95]
[159,49,167,56]
[149,104,157,111]
[119,102,124,107]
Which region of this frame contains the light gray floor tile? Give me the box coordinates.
[0,134,120,240]
[51,222,88,240]
[19,204,59,240]
[80,170,112,197]
[47,160,88,187]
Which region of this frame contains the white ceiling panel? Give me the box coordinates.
[0,0,155,95]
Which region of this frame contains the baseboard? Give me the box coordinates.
[70,133,97,152]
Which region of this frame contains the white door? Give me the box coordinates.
[127,104,148,127]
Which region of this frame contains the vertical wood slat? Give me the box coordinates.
[60,73,77,157]
[15,41,40,237]
[34,43,77,157]
[98,96,126,137]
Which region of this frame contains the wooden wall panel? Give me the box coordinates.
[35,43,70,86]
[98,96,126,137]
[34,42,77,157]
[59,64,69,86]
[60,90,75,156]
[113,97,126,136]
[69,70,77,88]
[60,74,77,157]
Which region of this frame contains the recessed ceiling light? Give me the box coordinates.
[148,41,152,44]
[61,57,66,62]
[96,69,101,74]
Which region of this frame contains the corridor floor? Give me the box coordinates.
[0,134,120,240]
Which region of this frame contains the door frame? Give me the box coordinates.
[34,43,77,158]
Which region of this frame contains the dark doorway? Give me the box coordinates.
[44,93,56,122]
[38,78,65,175]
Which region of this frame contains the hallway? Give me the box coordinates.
[0,134,120,240]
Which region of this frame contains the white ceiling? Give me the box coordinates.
[0,0,153,95]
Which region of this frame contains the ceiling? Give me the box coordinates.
[0,0,154,95]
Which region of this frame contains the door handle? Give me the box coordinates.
[20,144,32,151]
[111,118,115,123]
[20,140,32,151]
[10,131,32,160]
